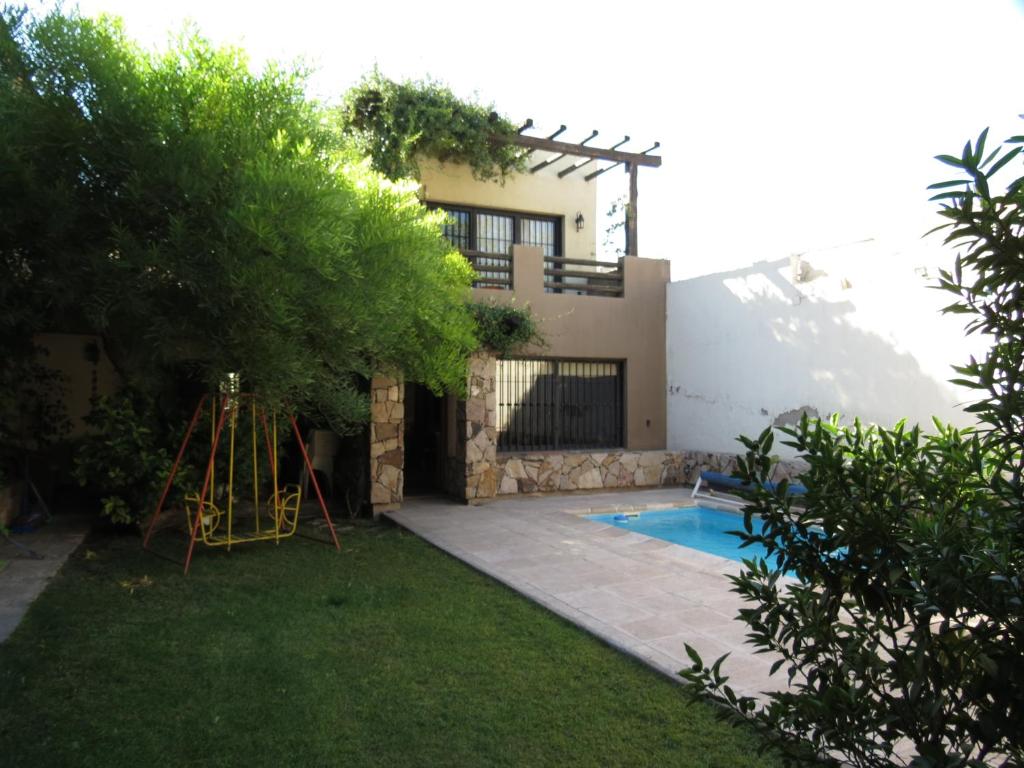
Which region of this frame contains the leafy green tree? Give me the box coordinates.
[0,7,484,520]
[681,124,1024,766]
[0,7,477,431]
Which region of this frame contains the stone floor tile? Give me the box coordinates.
[0,515,91,644]
[578,597,655,627]
[387,490,794,698]
[620,614,697,642]
[599,575,685,600]
[632,591,702,615]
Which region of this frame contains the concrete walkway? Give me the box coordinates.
[0,516,91,643]
[387,490,786,698]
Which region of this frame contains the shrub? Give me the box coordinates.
[1,9,478,435]
[680,124,1024,766]
[469,301,542,357]
[339,70,527,182]
[72,391,174,525]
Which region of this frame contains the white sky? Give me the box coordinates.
[68,0,1024,280]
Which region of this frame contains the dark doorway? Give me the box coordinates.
[403,384,445,496]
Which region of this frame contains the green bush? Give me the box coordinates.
[470,301,542,357]
[1,8,478,435]
[681,125,1024,766]
[72,392,174,525]
[340,70,527,182]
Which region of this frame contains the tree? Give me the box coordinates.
[0,7,484,520]
[0,7,478,429]
[681,124,1024,766]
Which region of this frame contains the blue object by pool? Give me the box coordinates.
[698,470,808,496]
[590,506,773,565]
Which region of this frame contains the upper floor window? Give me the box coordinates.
[432,203,561,290]
[433,203,561,258]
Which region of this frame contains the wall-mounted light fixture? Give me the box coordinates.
[574,212,585,232]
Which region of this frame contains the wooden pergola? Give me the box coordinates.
[491,116,661,256]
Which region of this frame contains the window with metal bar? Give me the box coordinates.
[495,359,623,451]
[442,209,470,251]
[431,203,561,289]
[517,217,556,257]
[474,212,513,285]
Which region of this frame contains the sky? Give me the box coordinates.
[68,0,1024,280]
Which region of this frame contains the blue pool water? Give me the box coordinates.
[589,506,769,564]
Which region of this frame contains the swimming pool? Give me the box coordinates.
[588,505,770,565]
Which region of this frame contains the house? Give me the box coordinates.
[368,126,683,513]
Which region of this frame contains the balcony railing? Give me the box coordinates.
[544,256,623,297]
[465,250,512,290]
[466,250,624,297]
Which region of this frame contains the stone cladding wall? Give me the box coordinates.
[369,376,403,512]
[444,353,498,501]
[495,451,683,494]
[439,352,809,503]
[490,449,806,497]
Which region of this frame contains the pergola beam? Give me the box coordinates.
[497,133,661,168]
[560,135,630,178]
[490,118,662,258]
[626,163,639,257]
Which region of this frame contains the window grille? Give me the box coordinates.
[432,204,561,289]
[496,359,623,451]
[474,212,513,285]
[518,218,556,257]
[442,209,470,251]
[475,212,514,254]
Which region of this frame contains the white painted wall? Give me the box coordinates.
[666,237,988,457]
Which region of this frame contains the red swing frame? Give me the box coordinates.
[142,394,341,574]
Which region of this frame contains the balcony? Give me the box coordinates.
[469,244,671,453]
[465,249,625,297]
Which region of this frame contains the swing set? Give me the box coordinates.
[142,392,340,574]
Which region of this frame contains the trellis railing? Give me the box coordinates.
[466,250,512,290]
[466,251,625,296]
[544,256,623,296]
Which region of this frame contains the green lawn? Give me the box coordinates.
[0,520,782,767]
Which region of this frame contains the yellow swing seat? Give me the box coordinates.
[267,484,302,535]
[143,390,341,574]
[184,492,223,541]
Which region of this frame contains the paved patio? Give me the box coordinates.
[0,515,91,643]
[387,489,787,698]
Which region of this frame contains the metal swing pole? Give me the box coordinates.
[289,414,340,551]
[184,396,230,574]
[143,395,208,549]
[258,408,281,538]
[251,398,260,536]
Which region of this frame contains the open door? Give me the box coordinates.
[403,383,446,496]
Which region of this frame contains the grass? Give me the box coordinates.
[0,519,783,768]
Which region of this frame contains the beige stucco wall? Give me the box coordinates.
[418,157,598,262]
[472,246,669,451]
[34,333,119,437]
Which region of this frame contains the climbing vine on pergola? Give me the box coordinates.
[340,73,663,256]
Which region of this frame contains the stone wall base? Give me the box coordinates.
[677,450,807,486]
[481,448,808,499]
[495,451,682,495]
[369,376,403,512]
